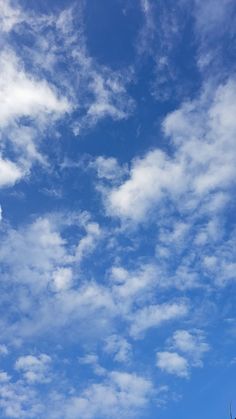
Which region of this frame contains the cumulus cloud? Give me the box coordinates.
[156,351,189,378]
[0,2,233,417]
[171,329,210,367]
[91,156,128,183]
[110,263,158,303]
[129,301,188,338]
[104,335,132,363]
[0,366,153,419]
[0,213,116,343]
[0,1,134,199]
[201,229,236,285]
[0,216,70,291]
[15,354,52,384]
[0,0,23,33]
[0,371,44,418]
[76,222,101,263]
[0,48,71,194]
[0,371,10,382]
[52,267,73,292]
[0,50,70,128]
[103,79,236,223]
[63,371,153,419]
[156,329,210,378]
[78,354,106,376]
[0,157,23,187]
[0,214,103,293]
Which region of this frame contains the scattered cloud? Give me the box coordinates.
[130,302,188,338]
[0,1,234,418]
[171,329,210,367]
[0,50,70,128]
[15,354,52,384]
[0,0,23,33]
[156,351,189,378]
[63,371,153,419]
[156,329,210,378]
[104,335,132,363]
[103,79,236,223]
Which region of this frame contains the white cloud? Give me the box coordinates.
[103,79,236,223]
[76,222,101,263]
[91,156,127,182]
[130,301,188,338]
[202,229,236,286]
[0,157,24,188]
[0,213,116,342]
[107,150,177,222]
[111,263,158,303]
[0,378,42,417]
[138,0,155,55]
[0,48,71,192]
[0,50,70,128]
[0,214,102,293]
[0,371,10,382]
[171,329,210,367]
[52,267,73,292]
[156,351,189,378]
[193,0,235,74]
[0,344,8,356]
[0,0,23,33]
[0,216,70,291]
[63,371,153,419]
[157,329,210,378]
[78,354,106,376]
[0,2,134,199]
[15,353,51,384]
[104,335,132,363]
[51,6,134,135]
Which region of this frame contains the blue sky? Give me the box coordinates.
[0,0,235,417]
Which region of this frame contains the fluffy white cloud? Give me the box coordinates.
[76,222,101,262]
[0,378,41,417]
[171,329,210,367]
[0,214,102,292]
[103,79,236,222]
[91,156,127,182]
[201,228,236,285]
[110,263,158,302]
[15,354,51,384]
[63,371,153,419]
[157,329,210,378]
[78,354,106,376]
[0,48,71,193]
[0,50,70,128]
[0,213,114,341]
[0,216,69,291]
[0,2,134,201]
[52,267,73,292]
[0,0,23,33]
[0,157,24,187]
[107,149,179,222]
[156,351,189,377]
[104,335,132,363]
[130,301,188,338]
